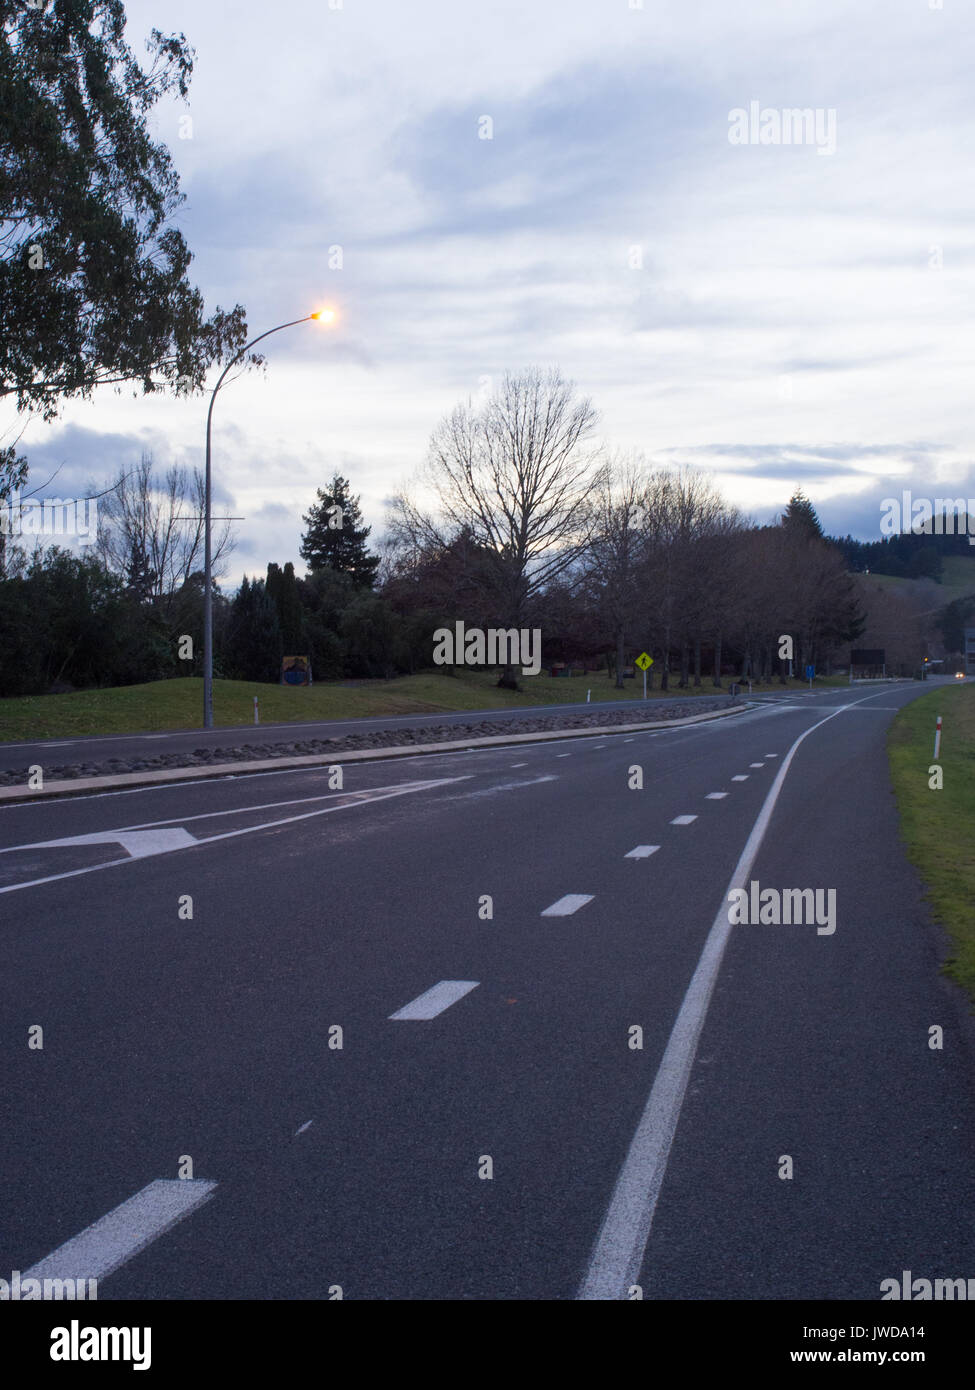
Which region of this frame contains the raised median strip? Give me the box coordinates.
[0,701,753,803]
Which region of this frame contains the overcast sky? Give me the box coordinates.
[9,0,975,585]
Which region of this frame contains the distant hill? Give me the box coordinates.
[831,523,975,581]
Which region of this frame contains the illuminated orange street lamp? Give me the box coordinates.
[203,310,335,728]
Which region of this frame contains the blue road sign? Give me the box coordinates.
[805,665,815,679]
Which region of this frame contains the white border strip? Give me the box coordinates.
[577,698,868,1299]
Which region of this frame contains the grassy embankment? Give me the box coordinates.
[0,668,848,742]
[888,683,975,1002]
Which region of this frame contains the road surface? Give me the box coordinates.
[2,680,972,1299]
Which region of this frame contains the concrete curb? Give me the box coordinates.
[0,701,753,804]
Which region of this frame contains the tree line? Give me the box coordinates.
[7,366,965,701]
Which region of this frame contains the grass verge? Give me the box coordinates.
[0,668,849,743]
[888,683,975,1002]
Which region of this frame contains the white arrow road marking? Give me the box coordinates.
[541,894,594,916]
[20,1179,217,1286]
[389,981,480,1020]
[0,777,467,896]
[3,827,199,858]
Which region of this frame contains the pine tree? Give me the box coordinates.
[125,541,157,604]
[227,577,282,681]
[300,475,379,588]
[782,489,825,542]
[266,561,305,650]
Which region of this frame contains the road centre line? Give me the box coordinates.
[578,693,880,1300]
[670,815,697,825]
[624,846,660,859]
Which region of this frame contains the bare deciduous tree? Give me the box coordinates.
[391,367,606,684]
[95,451,235,613]
[583,451,651,688]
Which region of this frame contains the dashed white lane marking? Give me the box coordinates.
[556,753,572,758]
[765,753,778,757]
[731,775,749,782]
[578,695,873,1300]
[749,763,765,768]
[510,763,528,767]
[624,738,635,742]
[541,894,594,917]
[705,792,728,800]
[670,815,697,826]
[625,846,660,859]
[295,1121,314,1136]
[22,1179,217,1285]
[389,980,480,1020]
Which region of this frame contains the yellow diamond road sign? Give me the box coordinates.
[635,652,653,671]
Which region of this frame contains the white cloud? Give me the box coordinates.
[7,0,975,581]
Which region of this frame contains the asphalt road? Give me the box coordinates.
[2,680,973,1300]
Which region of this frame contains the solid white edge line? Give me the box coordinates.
[577,697,870,1300]
[20,1179,217,1285]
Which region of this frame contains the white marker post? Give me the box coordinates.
[254,696,259,725]
[587,689,591,703]
[934,715,942,759]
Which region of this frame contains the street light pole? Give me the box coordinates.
[203,311,331,729]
